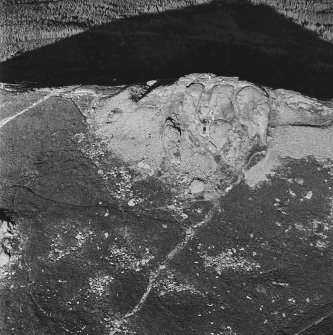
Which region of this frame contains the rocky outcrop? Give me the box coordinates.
[84,73,333,200]
[0,220,17,271]
[0,74,332,335]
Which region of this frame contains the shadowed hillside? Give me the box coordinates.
[0,0,205,61]
[1,0,332,62]
[1,1,333,99]
[252,0,333,41]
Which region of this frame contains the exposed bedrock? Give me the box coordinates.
[0,73,333,335]
[90,73,333,200]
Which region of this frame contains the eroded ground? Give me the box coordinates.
[0,79,333,335]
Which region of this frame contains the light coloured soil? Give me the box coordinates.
[245,125,333,187]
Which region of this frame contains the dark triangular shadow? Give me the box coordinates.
[1,1,333,99]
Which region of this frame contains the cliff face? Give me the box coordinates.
[1,74,333,335]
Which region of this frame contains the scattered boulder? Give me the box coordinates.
[189,179,206,194]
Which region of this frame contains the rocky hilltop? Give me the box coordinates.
[0,74,333,334]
